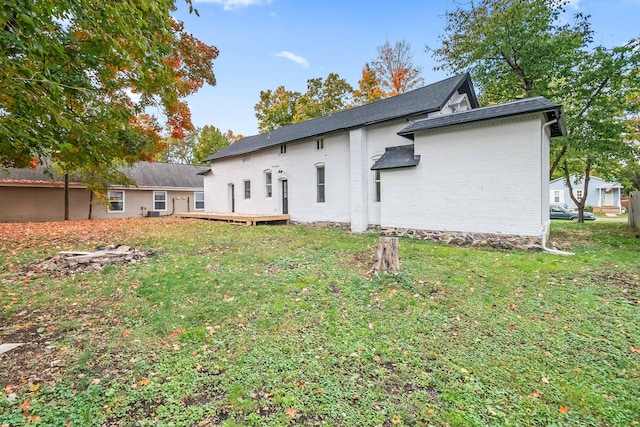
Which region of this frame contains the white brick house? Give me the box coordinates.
[202,74,566,248]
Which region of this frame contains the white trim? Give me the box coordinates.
[153,191,168,211]
[108,190,125,213]
[194,191,205,211]
[264,170,273,198]
[315,164,325,203]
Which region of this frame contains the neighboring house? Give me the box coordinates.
[549,175,624,213]
[0,162,207,222]
[202,74,566,249]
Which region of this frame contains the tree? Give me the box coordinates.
[353,63,384,106]
[255,74,353,132]
[371,40,424,97]
[158,130,201,165]
[430,0,640,222]
[159,125,236,164]
[254,86,301,133]
[0,0,218,178]
[292,73,353,123]
[193,125,233,163]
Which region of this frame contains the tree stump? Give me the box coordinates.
[369,236,399,276]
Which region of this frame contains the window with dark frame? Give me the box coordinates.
[244,180,251,199]
[316,139,324,150]
[316,165,325,203]
[265,171,272,198]
[280,144,287,154]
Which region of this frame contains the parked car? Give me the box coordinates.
[550,205,596,220]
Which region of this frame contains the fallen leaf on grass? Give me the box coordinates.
[140,378,150,387]
[541,376,550,384]
[373,355,382,362]
[508,324,516,330]
[529,390,540,398]
[21,401,31,412]
[122,329,131,335]
[285,407,296,418]
[559,405,569,414]
[630,347,640,354]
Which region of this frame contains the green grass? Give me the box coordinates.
[0,218,638,426]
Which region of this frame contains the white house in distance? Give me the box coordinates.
[549,175,624,213]
[202,74,566,249]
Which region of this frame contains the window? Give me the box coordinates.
[316,165,325,203]
[553,190,561,203]
[280,144,287,154]
[153,191,167,211]
[108,190,124,212]
[316,139,324,150]
[265,171,272,198]
[573,189,584,202]
[374,170,381,202]
[244,180,251,199]
[194,191,204,210]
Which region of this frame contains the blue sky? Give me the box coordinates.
[171,0,640,137]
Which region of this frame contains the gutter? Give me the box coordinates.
[540,118,573,256]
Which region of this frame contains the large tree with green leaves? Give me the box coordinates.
[0,0,218,174]
[255,73,353,133]
[430,0,640,221]
[254,86,301,133]
[292,73,353,123]
[159,125,236,164]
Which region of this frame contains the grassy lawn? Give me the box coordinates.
[0,218,638,426]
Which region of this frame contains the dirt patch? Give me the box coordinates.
[0,324,67,391]
[591,272,640,303]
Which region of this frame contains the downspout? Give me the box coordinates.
[540,118,573,256]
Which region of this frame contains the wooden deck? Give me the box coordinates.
[175,212,290,226]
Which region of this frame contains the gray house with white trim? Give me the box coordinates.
[202,74,566,249]
[549,175,624,213]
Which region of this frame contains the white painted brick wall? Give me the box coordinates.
[380,115,548,236]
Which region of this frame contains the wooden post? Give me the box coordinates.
[369,236,399,276]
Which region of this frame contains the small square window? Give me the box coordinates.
[244,180,251,199]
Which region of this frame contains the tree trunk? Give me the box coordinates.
[369,237,399,276]
[88,191,93,220]
[64,171,69,221]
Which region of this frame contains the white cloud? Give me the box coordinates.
[275,51,309,67]
[193,0,272,11]
[565,0,581,9]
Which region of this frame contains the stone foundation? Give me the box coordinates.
[380,227,543,251]
[292,221,351,229]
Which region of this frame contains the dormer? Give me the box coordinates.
[428,91,472,117]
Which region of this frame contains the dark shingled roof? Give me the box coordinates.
[371,145,420,170]
[122,162,205,188]
[204,73,478,162]
[1,162,206,189]
[398,96,566,139]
